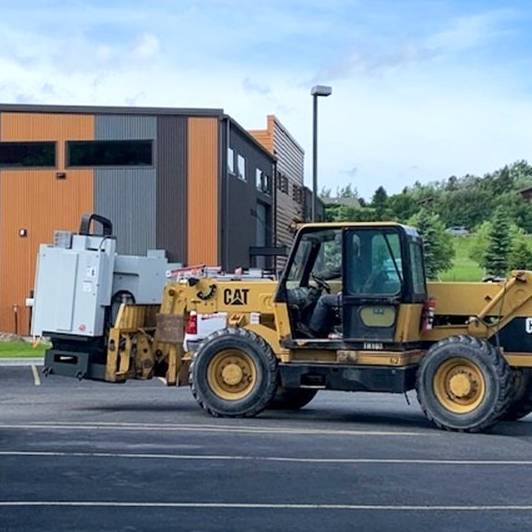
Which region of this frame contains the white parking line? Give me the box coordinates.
[0,358,43,367]
[0,422,433,437]
[0,450,531,465]
[1,501,532,511]
[30,365,41,386]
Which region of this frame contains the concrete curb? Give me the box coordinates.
[0,358,44,366]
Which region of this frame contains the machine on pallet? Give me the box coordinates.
[31,214,178,380]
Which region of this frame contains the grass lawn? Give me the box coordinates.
[440,236,484,282]
[0,340,47,358]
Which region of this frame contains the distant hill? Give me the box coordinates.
[324,160,532,233]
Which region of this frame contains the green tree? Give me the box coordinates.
[468,221,492,263]
[469,221,523,263]
[336,183,358,198]
[482,207,512,277]
[371,186,389,218]
[324,204,378,222]
[320,186,332,199]
[387,192,418,222]
[410,209,455,279]
[508,235,532,270]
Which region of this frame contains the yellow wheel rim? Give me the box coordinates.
[433,357,486,414]
[207,349,257,401]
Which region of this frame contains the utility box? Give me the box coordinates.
[31,214,178,338]
[32,234,116,337]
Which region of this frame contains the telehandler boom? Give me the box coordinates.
[36,215,532,432]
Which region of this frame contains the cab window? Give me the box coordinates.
[409,240,426,295]
[285,229,342,289]
[345,229,403,296]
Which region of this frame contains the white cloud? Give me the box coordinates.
[133,33,160,60]
[0,3,530,199]
[242,78,271,95]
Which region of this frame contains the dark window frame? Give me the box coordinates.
[278,174,289,194]
[0,141,57,169]
[66,139,154,168]
[256,168,272,195]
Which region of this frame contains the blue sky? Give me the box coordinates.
[1,0,532,198]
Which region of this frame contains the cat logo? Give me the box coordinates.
[223,288,250,306]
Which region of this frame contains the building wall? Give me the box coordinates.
[94,115,157,255]
[187,117,219,266]
[156,116,187,263]
[222,120,275,271]
[0,112,94,333]
[0,106,275,333]
[249,115,305,266]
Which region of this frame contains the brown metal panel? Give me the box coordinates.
[0,113,94,333]
[187,117,219,266]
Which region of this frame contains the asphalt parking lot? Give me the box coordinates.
[2,363,532,532]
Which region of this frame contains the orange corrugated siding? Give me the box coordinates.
[248,115,274,153]
[187,117,219,265]
[0,113,94,333]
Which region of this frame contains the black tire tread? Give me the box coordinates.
[190,327,278,418]
[416,335,513,432]
[268,387,318,410]
[502,369,532,421]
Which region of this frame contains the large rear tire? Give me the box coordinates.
[416,336,512,432]
[191,328,278,418]
[502,369,532,421]
[267,386,318,410]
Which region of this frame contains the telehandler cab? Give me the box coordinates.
[36,216,532,432]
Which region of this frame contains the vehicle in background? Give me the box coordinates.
[446,226,469,236]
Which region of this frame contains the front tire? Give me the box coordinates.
[191,328,278,417]
[416,336,512,432]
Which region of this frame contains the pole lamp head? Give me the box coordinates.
[311,85,332,97]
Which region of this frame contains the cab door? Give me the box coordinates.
[342,227,404,342]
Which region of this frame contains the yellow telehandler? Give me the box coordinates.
[37,217,532,432]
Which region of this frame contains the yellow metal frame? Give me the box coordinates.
[102,269,532,384]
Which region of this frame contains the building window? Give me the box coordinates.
[263,174,271,194]
[227,147,235,174]
[67,140,153,167]
[237,154,246,181]
[292,184,303,203]
[256,169,272,195]
[278,174,289,194]
[0,141,56,168]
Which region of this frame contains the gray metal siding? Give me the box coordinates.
[95,115,157,140]
[95,168,156,255]
[156,116,187,263]
[94,115,157,255]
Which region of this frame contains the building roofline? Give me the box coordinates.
[0,103,277,162]
[268,114,305,154]
[224,115,276,162]
[248,114,305,154]
[0,103,224,117]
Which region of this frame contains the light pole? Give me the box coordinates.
[311,84,332,221]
